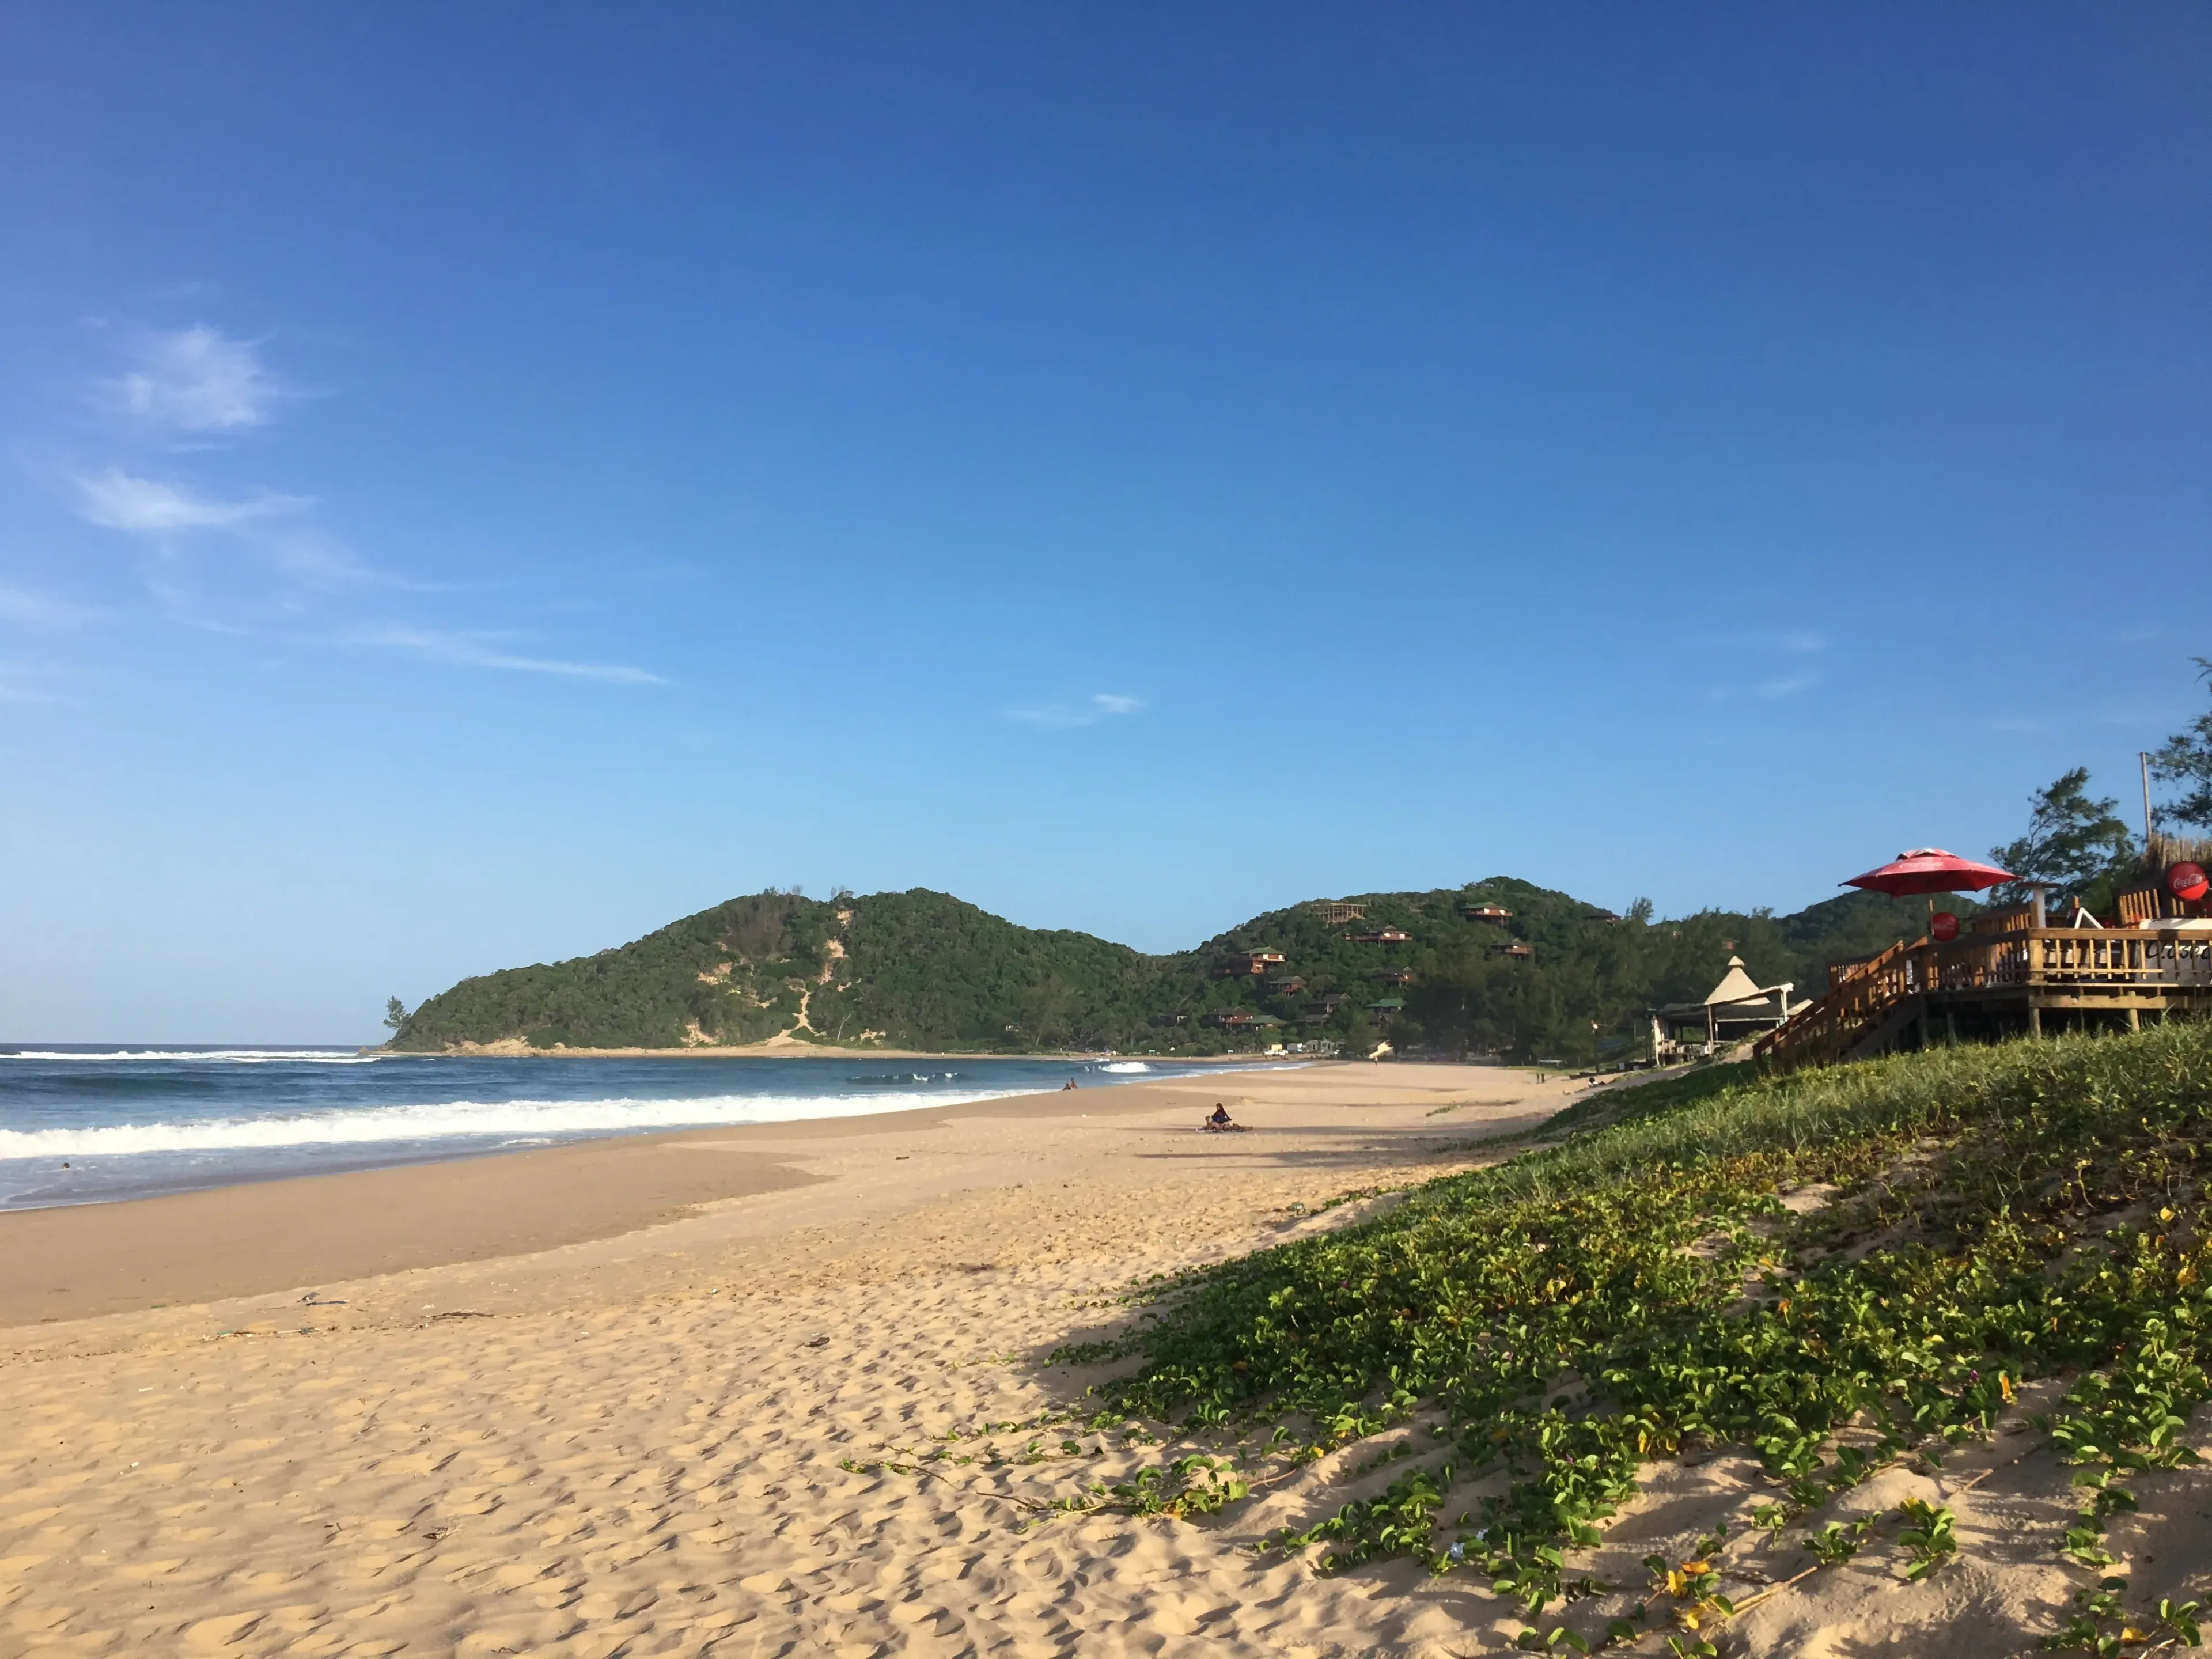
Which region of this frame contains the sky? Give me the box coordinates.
[2,3,2207,1041]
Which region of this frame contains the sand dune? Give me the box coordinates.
[4,1061,2207,1656]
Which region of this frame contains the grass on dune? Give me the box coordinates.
[1060,1024,2212,1654]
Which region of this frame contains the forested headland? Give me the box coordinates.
[386,879,1941,1063]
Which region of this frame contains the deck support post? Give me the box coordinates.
[2128,1006,2141,1033]
[2028,1000,2043,1039]
[1946,1010,1959,1046]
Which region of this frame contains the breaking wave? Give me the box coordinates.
[0,1049,376,1064]
[0,1086,1038,1160]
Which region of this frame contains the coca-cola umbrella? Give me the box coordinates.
[1843,849,2015,897]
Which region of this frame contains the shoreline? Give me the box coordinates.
[0,1054,1315,1222]
[369,1040,1304,1060]
[0,1063,1453,1327]
[0,1061,1592,1656]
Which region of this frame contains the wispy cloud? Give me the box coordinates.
[107,325,288,434]
[1703,628,1828,654]
[73,467,311,532]
[356,628,667,685]
[1007,692,1147,729]
[0,662,68,704]
[0,585,97,630]
[63,323,649,692]
[1753,674,1817,700]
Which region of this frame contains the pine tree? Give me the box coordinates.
[2149,657,2212,831]
[1991,768,2137,907]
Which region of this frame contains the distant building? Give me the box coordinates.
[1367,997,1406,1024]
[1204,1009,1283,1030]
[1344,929,1411,944]
[1266,974,1307,994]
[1312,902,1368,925]
[1496,942,1534,961]
[1374,968,1414,984]
[1584,910,1623,925]
[1648,956,1805,1062]
[1459,904,1514,925]
[1218,950,1287,978]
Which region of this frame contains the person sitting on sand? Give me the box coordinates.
[1203,1103,1243,1132]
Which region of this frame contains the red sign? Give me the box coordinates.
[2170,862,2210,903]
[1930,911,1960,942]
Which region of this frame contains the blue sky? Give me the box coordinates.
[2,4,2207,1040]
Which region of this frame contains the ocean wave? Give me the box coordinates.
[1096,1060,1153,1073]
[0,1086,1040,1159]
[0,1049,378,1064]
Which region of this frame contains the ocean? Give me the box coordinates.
[0,1048,1275,1211]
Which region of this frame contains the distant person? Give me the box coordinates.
[1204,1103,1243,1132]
[1063,1078,1078,1091]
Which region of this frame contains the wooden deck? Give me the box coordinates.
[1755,927,2212,1071]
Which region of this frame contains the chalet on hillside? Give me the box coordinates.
[1344,929,1411,944]
[1312,902,1368,925]
[1374,968,1414,984]
[1218,950,1287,978]
[1205,1009,1283,1031]
[1497,942,1535,960]
[1459,903,1513,925]
[1368,997,1406,1024]
[1584,910,1623,925]
[1266,974,1308,994]
[1301,994,1349,1023]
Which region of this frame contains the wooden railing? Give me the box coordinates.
[1758,928,2212,1070]
[1826,950,1896,993]
[2022,928,2212,988]
[2118,886,2212,925]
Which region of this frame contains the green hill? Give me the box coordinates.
[389,879,1945,1062]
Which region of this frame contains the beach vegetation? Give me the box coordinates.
[1046,1022,2212,1649]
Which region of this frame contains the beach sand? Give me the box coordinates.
[3,1060,2206,1657]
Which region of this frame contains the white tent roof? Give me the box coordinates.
[1705,956,1777,1006]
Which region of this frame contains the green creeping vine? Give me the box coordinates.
[1056,1024,2212,1649]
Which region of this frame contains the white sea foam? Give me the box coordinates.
[2,1049,376,1063]
[0,1086,1040,1159]
[1097,1060,1153,1073]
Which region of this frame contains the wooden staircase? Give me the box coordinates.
[1753,940,1916,1071]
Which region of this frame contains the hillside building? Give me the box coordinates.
[1219,950,1287,978]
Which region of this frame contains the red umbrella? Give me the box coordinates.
[1843,848,2015,897]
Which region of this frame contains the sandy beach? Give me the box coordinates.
[5,1059,2206,1657]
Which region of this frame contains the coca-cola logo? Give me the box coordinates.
[1930,911,1960,942]
[2170,862,2210,902]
